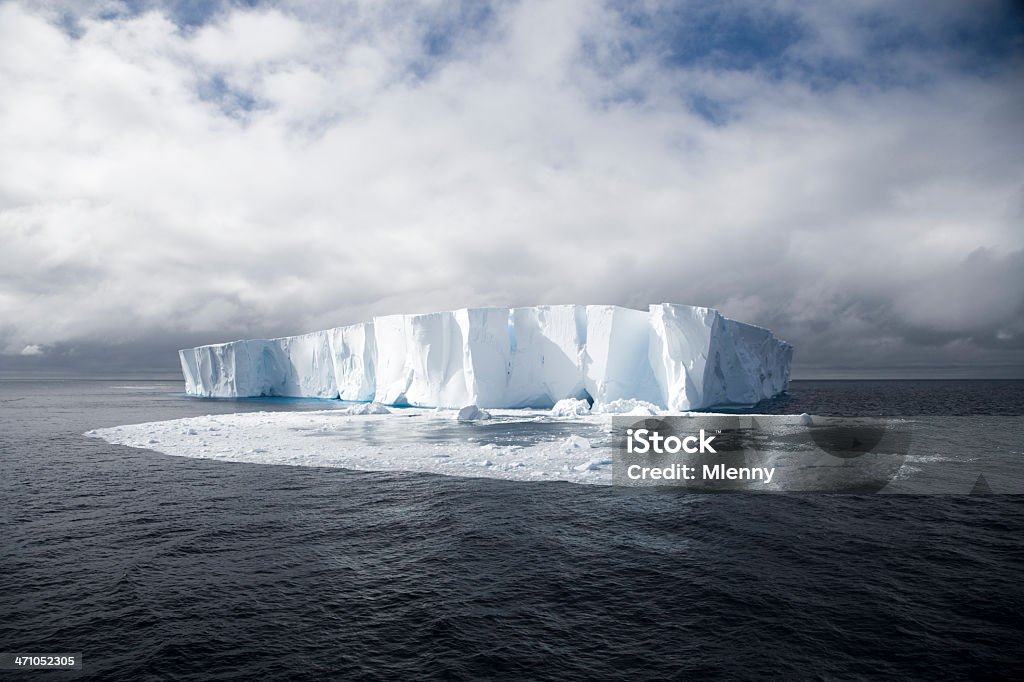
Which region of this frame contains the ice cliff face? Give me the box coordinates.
[180,304,793,410]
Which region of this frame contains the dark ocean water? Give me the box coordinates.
[1,379,1023,680]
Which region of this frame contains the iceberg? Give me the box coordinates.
[180,332,337,399]
[648,304,792,411]
[180,304,793,410]
[327,323,376,402]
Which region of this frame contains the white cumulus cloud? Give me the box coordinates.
[0,0,1021,375]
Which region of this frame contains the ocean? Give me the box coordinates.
[1,379,1023,679]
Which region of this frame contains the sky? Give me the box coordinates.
[1,0,1022,378]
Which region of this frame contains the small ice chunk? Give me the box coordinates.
[800,413,813,425]
[343,402,392,415]
[457,405,492,422]
[563,435,592,450]
[573,458,612,472]
[596,399,661,415]
[551,398,592,417]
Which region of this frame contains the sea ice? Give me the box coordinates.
[86,411,908,488]
[87,408,620,484]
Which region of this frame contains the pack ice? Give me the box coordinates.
[179,304,793,411]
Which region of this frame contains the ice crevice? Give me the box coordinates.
[179,303,793,411]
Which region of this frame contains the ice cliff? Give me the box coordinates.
[179,304,793,410]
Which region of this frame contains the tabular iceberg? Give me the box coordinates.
[179,304,793,411]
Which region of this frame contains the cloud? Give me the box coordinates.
[20,344,44,356]
[0,0,1022,376]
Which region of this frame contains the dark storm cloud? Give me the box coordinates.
[0,0,1022,377]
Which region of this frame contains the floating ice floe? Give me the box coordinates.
[86,408,621,484]
[87,411,956,491]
